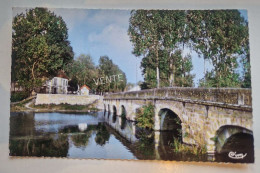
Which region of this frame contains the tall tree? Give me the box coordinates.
[186,10,249,87]
[97,56,127,93]
[128,10,192,88]
[128,10,186,88]
[12,8,74,94]
[65,54,98,91]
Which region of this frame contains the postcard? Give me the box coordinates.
[10,8,253,163]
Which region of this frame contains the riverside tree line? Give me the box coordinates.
[11,8,250,101]
[128,10,250,89]
[11,8,126,100]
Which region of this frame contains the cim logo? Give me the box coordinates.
[228,151,247,159]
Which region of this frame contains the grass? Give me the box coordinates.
[169,137,207,155]
[10,97,99,112]
[10,97,34,112]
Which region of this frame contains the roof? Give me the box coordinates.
[80,85,90,90]
[56,70,69,79]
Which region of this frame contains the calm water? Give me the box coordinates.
[9,111,254,162]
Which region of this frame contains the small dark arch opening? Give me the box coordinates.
[107,104,111,118]
[120,105,127,129]
[121,105,126,119]
[108,104,110,113]
[112,106,117,123]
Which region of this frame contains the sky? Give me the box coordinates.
[13,8,248,86]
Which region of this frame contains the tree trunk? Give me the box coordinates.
[156,66,160,88]
[156,44,160,88]
[32,61,37,80]
[169,59,175,87]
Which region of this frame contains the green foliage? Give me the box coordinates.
[128,10,187,88]
[96,56,127,93]
[71,133,91,147]
[135,103,155,130]
[170,137,207,155]
[65,54,98,91]
[10,91,28,102]
[199,70,240,88]
[95,124,110,146]
[186,10,250,88]
[134,130,155,158]
[129,10,250,88]
[12,8,74,93]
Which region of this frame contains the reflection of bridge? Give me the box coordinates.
[103,87,253,154]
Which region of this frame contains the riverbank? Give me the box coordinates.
[10,97,102,113]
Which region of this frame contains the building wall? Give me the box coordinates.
[47,77,68,94]
[35,94,100,105]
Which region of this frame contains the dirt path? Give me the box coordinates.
[24,99,36,111]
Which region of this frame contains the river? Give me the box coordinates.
[9,111,254,162]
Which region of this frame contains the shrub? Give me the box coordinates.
[10,91,28,102]
[169,137,207,155]
[135,103,155,130]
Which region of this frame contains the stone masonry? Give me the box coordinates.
[103,87,253,154]
[35,94,100,105]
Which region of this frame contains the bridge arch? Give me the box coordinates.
[107,104,111,113]
[112,105,117,115]
[159,108,182,132]
[214,125,253,154]
[104,104,106,111]
[121,105,126,119]
[112,105,117,123]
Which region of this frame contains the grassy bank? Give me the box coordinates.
[10,98,99,112]
[10,97,34,111]
[32,103,99,112]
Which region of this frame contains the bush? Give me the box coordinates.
[135,103,155,130]
[10,91,28,102]
[170,137,207,155]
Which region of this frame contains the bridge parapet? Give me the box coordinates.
[104,87,252,110]
[103,87,253,153]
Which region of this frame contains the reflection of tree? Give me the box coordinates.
[134,128,155,159]
[112,113,117,123]
[9,134,69,157]
[121,117,127,130]
[95,123,110,146]
[71,132,92,147]
[10,112,36,137]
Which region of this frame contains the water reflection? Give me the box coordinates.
[95,123,110,146]
[9,111,254,162]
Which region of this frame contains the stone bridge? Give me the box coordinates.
[103,87,253,154]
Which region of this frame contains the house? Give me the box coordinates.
[128,85,141,92]
[80,85,90,95]
[45,70,69,94]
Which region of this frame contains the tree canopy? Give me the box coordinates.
[128,10,187,88]
[97,56,127,93]
[12,8,74,94]
[65,55,127,94]
[65,54,98,91]
[128,10,250,88]
[186,10,250,87]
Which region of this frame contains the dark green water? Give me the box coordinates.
[9,111,254,162]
